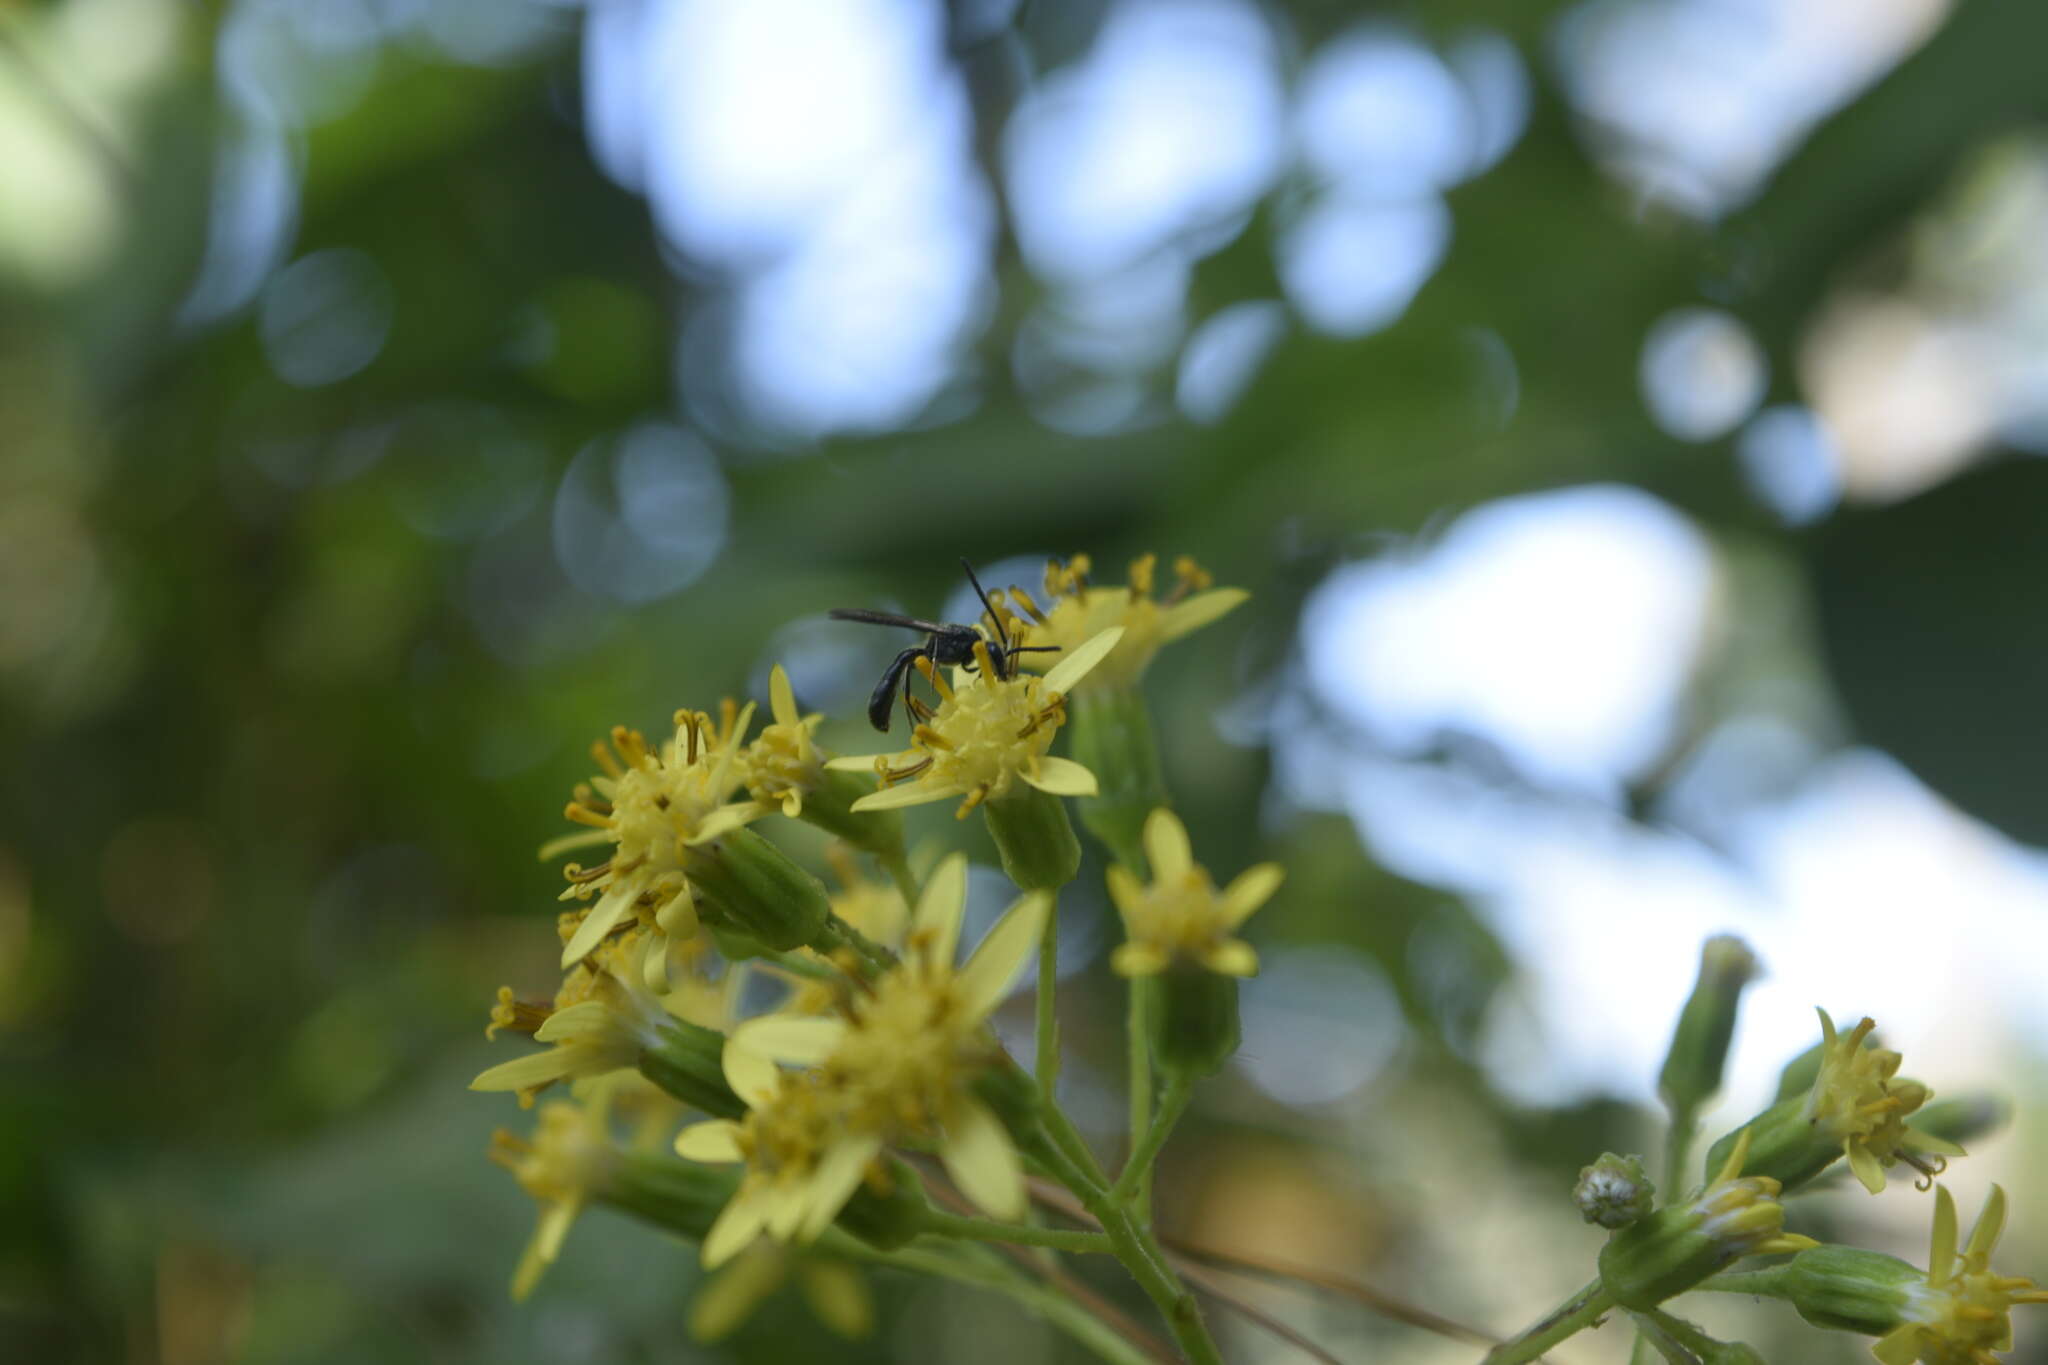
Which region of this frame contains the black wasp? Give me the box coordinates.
[830,560,1059,732]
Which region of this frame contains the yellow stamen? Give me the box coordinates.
[564,803,612,830]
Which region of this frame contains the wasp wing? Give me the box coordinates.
[828,608,952,634]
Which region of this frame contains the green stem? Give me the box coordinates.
[1112,1068,1192,1205]
[1126,974,1154,1215]
[1664,1103,1698,1193]
[761,949,840,982]
[849,1241,1154,1365]
[879,847,920,910]
[1483,1280,1615,1365]
[1040,1094,1111,1192]
[1037,904,1061,1103]
[917,1210,1114,1255]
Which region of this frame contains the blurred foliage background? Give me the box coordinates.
[6,0,2048,1361]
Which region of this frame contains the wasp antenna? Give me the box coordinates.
[960,559,1010,653]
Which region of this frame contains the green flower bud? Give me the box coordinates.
[1703,1093,1842,1194]
[1576,1153,1655,1229]
[1147,963,1240,1078]
[1658,935,1758,1120]
[1600,1133,1814,1311]
[1066,687,1168,866]
[638,1019,747,1119]
[1776,1245,1920,1336]
[604,1151,741,1242]
[982,783,1082,891]
[831,1155,929,1253]
[690,826,831,952]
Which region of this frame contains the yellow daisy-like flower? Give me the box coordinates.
[1004,553,1246,694]
[471,934,738,1106]
[487,1099,618,1300]
[1106,808,1283,978]
[1873,1185,2048,1365]
[740,665,827,818]
[827,628,1123,819]
[675,855,1050,1265]
[1809,1010,1965,1194]
[543,705,766,971]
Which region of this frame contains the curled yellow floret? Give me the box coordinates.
[1874,1185,2048,1365]
[1001,553,1246,694]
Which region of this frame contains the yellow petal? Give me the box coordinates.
[471,1049,578,1093]
[1110,942,1168,977]
[1041,626,1125,694]
[770,664,800,728]
[532,1001,608,1044]
[1219,863,1284,927]
[1928,1184,1959,1288]
[723,1042,782,1110]
[676,1120,746,1163]
[1871,1325,1923,1365]
[702,1188,770,1268]
[1966,1184,2007,1265]
[1201,939,1259,977]
[1905,1127,1967,1159]
[1157,587,1248,643]
[799,1134,884,1240]
[731,1015,847,1067]
[687,803,765,845]
[955,891,1052,1021]
[797,1260,874,1339]
[851,781,961,812]
[913,852,969,966]
[1021,756,1097,797]
[826,753,891,772]
[940,1096,1024,1220]
[689,1244,787,1342]
[1846,1142,1887,1194]
[560,870,647,967]
[1105,865,1144,915]
[511,1196,582,1300]
[655,885,698,939]
[1142,808,1191,881]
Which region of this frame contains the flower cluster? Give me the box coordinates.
[463,555,2039,1365]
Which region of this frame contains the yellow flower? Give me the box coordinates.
[1873,1185,2048,1365]
[740,665,827,818]
[542,705,766,971]
[1809,1010,1965,1194]
[675,855,1050,1264]
[488,1100,617,1300]
[827,628,1123,818]
[471,935,738,1106]
[1105,808,1282,978]
[1006,553,1246,694]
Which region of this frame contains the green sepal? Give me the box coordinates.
[638,1019,746,1119]
[1703,1095,1841,1193]
[1148,964,1240,1078]
[603,1152,740,1242]
[690,826,831,952]
[795,769,906,856]
[982,784,1081,891]
[832,1155,929,1252]
[1778,1245,1918,1336]
[1600,1206,1753,1312]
